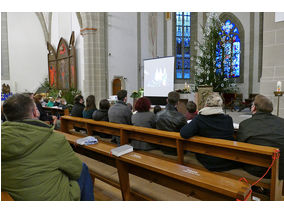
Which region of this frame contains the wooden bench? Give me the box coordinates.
[1,191,14,201]
[57,131,251,201]
[43,106,69,117]
[60,115,283,200]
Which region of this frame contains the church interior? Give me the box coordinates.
[1,9,284,205]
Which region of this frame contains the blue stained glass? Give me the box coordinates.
[176,26,182,36]
[175,12,191,79]
[184,70,190,79]
[233,27,239,34]
[176,58,182,69]
[176,70,183,79]
[184,37,190,47]
[184,26,190,37]
[184,59,190,69]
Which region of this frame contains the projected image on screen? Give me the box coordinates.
[143,57,175,97]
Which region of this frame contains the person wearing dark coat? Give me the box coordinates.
[83,95,97,119]
[180,92,241,172]
[92,99,110,121]
[33,94,56,124]
[70,95,85,117]
[131,97,157,150]
[92,99,111,138]
[156,91,187,155]
[237,94,284,180]
[108,90,132,145]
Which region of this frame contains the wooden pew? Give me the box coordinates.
[57,131,251,201]
[43,106,69,117]
[1,191,14,201]
[60,115,283,200]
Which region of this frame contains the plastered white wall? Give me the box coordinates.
[5,12,48,93]
[107,12,138,102]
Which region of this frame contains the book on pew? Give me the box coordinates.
[76,136,98,145]
[110,145,133,157]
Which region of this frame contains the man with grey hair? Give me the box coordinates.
[180,92,241,171]
[237,94,284,180]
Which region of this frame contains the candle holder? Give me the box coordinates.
[274,91,284,116]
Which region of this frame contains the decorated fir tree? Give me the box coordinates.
[193,13,238,93]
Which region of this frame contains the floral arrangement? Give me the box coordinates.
[130,88,144,99]
[193,13,238,94]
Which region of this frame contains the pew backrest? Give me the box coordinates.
[60,115,282,200]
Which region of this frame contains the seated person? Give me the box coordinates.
[1,93,94,201]
[237,94,284,180]
[41,98,49,107]
[108,90,132,145]
[156,91,187,155]
[127,103,133,111]
[153,105,162,114]
[131,97,157,150]
[59,98,67,109]
[70,95,85,117]
[34,94,57,125]
[92,99,111,138]
[46,97,55,107]
[83,95,97,119]
[92,99,110,121]
[185,101,197,122]
[180,92,241,172]
[53,97,61,107]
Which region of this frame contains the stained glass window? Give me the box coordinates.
[216,19,240,78]
[175,12,191,79]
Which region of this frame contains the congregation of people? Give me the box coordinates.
[1,89,284,201]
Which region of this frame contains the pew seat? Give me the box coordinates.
[76,153,198,200]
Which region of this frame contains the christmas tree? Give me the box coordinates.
[193,13,238,93]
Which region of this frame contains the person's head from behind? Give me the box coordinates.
[99,99,110,111]
[33,94,43,105]
[186,101,197,113]
[60,98,67,105]
[205,93,223,108]
[85,95,97,110]
[3,93,38,121]
[167,91,180,106]
[154,105,162,114]
[135,97,151,112]
[117,90,127,102]
[74,94,84,104]
[251,94,273,114]
[49,97,55,103]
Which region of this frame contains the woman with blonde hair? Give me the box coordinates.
[180,92,241,171]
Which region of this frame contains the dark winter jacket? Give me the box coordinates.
[180,109,241,172]
[156,104,187,155]
[70,103,85,118]
[36,102,52,122]
[237,112,284,179]
[92,109,109,121]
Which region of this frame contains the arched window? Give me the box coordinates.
[175,12,191,79]
[216,17,242,80]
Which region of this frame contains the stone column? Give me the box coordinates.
[80,12,107,106]
[260,13,284,118]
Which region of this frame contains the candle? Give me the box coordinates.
[277,81,282,92]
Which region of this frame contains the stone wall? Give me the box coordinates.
[260,12,284,118]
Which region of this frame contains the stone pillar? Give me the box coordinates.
[260,13,284,118]
[80,12,107,106]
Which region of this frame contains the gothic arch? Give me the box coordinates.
[219,12,245,83]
